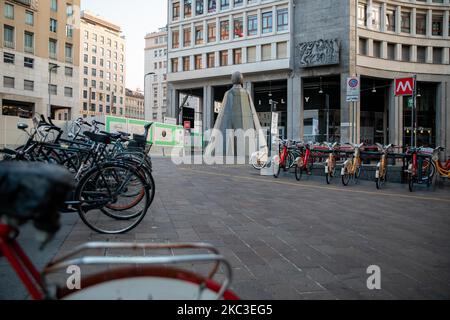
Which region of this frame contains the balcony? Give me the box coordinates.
[24,46,34,54]
[11,0,38,10]
[4,41,15,49]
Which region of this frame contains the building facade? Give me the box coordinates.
[125,88,144,119]
[0,0,80,120]
[79,10,126,118]
[166,0,450,157]
[144,27,168,121]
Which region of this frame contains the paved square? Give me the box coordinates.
[2,157,450,299]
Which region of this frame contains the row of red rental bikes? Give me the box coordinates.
[251,140,450,191]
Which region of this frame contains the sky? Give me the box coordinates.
[81,0,167,91]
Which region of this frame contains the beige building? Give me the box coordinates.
[144,27,168,121]
[125,88,144,120]
[0,0,80,120]
[79,10,126,118]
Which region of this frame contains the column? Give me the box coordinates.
[395,43,402,61]
[216,17,220,42]
[341,73,360,144]
[381,41,388,59]
[367,0,373,29]
[168,85,179,120]
[389,80,403,147]
[203,85,213,132]
[411,8,417,36]
[380,2,387,32]
[395,6,401,34]
[444,11,449,38]
[288,74,302,140]
[426,46,433,63]
[426,9,432,37]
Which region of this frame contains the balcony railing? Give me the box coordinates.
[65,56,73,63]
[4,41,15,49]
[24,46,34,54]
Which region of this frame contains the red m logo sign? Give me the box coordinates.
[395,78,414,96]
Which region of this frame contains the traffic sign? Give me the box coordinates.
[395,77,414,96]
[346,76,360,102]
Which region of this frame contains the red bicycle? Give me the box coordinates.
[273,140,289,178]
[295,144,313,181]
[0,163,239,300]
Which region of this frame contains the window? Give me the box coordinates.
[3,76,14,88]
[4,52,14,64]
[277,42,287,59]
[208,23,216,42]
[84,31,89,40]
[277,9,288,31]
[208,0,216,13]
[50,19,57,33]
[92,45,97,54]
[183,56,190,71]
[171,58,179,72]
[195,26,203,44]
[373,40,381,58]
[65,67,73,77]
[67,4,73,16]
[4,25,15,48]
[432,15,443,36]
[220,20,229,40]
[83,42,88,52]
[184,0,192,18]
[24,32,34,53]
[247,46,256,63]
[49,39,57,59]
[195,54,202,69]
[91,91,96,100]
[84,54,88,63]
[66,24,73,38]
[433,47,442,64]
[65,43,73,63]
[4,3,14,19]
[196,0,204,15]
[92,56,97,65]
[183,28,191,46]
[386,9,395,32]
[262,12,273,33]
[64,87,73,97]
[233,48,242,64]
[417,46,427,63]
[24,80,34,91]
[387,43,395,60]
[402,45,410,62]
[24,57,34,68]
[84,66,88,75]
[262,44,271,61]
[247,15,258,36]
[358,4,367,27]
[401,12,411,33]
[234,0,243,7]
[172,30,180,48]
[50,0,57,11]
[90,103,96,112]
[221,0,229,10]
[220,50,228,66]
[207,52,215,68]
[359,38,367,55]
[25,11,34,26]
[370,5,381,30]
[49,84,57,95]
[173,1,180,20]
[416,13,426,35]
[92,69,97,77]
[234,17,243,38]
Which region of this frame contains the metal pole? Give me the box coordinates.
[413,75,417,148]
[48,69,51,118]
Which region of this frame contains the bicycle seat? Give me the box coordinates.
[84,131,111,144]
[0,163,74,234]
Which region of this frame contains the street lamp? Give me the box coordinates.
[48,64,60,118]
[144,72,155,120]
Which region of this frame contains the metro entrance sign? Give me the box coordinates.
[395,77,415,96]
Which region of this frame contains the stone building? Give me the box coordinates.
[166,0,450,156]
[0,0,80,120]
[125,88,144,120]
[79,10,126,118]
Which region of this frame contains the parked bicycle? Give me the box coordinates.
[341,143,363,186]
[375,144,393,190]
[324,142,339,185]
[0,116,155,234]
[295,143,313,181]
[406,147,434,192]
[432,147,450,181]
[0,162,239,300]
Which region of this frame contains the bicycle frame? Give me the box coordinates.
[0,223,45,300]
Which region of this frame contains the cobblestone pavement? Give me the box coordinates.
[2,157,450,300]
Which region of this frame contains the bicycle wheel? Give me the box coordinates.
[295,165,303,181]
[326,168,335,185]
[408,173,415,192]
[342,168,351,186]
[75,163,150,234]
